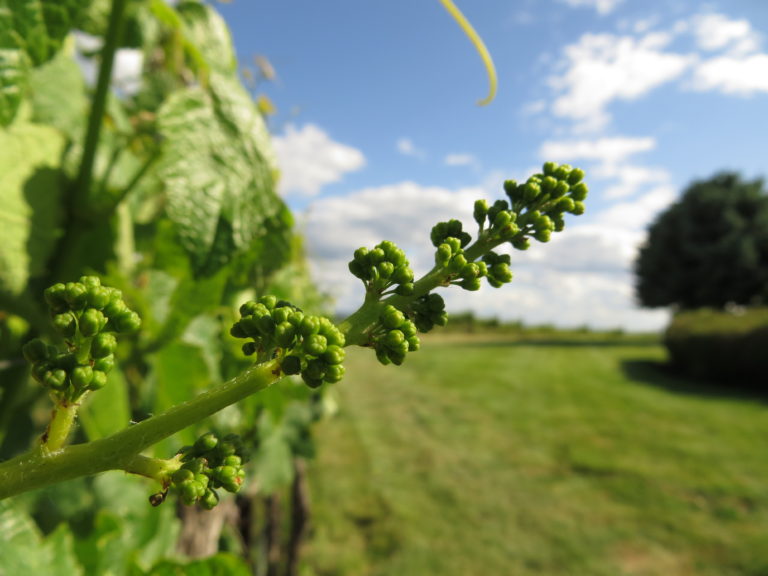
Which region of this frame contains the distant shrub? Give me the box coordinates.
[664,308,768,385]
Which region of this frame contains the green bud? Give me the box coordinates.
[259,295,278,310]
[274,322,296,348]
[473,199,488,227]
[460,278,482,291]
[64,282,88,308]
[299,316,321,337]
[554,164,572,181]
[304,334,327,356]
[52,313,76,338]
[113,310,141,333]
[570,182,588,201]
[87,286,111,309]
[523,181,540,202]
[22,339,49,363]
[223,455,242,467]
[92,333,117,358]
[324,364,345,383]
[272,307,291,325]
[554,180,570,198]
[45,369,68,390]
[79,308,106,337]
[44,283,68,312]
[303,358,327,380]
[543,161,558,176]
[492,210,512,230]
[541,176,558,193]
[395,283,415,296]
[377,261,394,279]
[380,305,405,330]
[322,345,345,365]
[570,201,586,215]
[172,468,195,485]
[71,365,94,389]
[435,244,452,267]
[282,354,302,375]
[384,330,405,349]
[179,481,199,505]
[407,336,420,352]
[567,168,585,185]
[302,374,324,389]
[512,237,530,250]
[89,370,108,390]
[555,197,575,213]
[194,432,219,453]
[93,354,115,373]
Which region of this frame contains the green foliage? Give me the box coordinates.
[636,172,768,309]
[664,307,768,385]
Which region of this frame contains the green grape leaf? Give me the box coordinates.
[0,0,88,125]
[79,366,131,440]
[28,38,86,139]
[156,72,281,276]
[176,0,236,76]
[146,554,251,576]
[0,121,64,299]
[0,500,83,576]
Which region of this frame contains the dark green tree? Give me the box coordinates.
[635,172,768,310]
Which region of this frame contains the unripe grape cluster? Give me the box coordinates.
[502,162,587,246]
[166,433,247,510]
[230,296,346,389]
[409,293,449,333]
[371,305,420,366]
[349,240,414,297]
[22,276,140,402]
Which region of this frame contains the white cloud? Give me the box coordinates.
[549,32,694,131]
[558,0,624,15]
[540,136,656,165]
[444,153,477,167]
[396,138,426,159]
[690,53,768,95]
[692,13,761,55]
[272,124,365,197]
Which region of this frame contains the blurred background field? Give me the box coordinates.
[304,333,768,576]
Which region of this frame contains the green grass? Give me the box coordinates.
[303,336,768,576]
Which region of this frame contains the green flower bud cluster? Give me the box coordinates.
[409,293,449,333]
[434,236,488,291]
[22,277,140,402]
[348,240,415,297]
[473,199,521,240]
[482,252,513,288]
[230,296,346,389]
[501,162,588,247]
[371,305,420,366]
[170,433,247,510]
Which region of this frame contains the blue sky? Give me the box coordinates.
[215,0,768,331]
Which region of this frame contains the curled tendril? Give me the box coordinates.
[437,0,498,106]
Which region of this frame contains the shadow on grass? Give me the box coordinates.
[621,359,768,404]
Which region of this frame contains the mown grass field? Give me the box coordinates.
[303,335,768,576]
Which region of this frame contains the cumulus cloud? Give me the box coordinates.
[396,138,426,159]
[558,0,624,15]
[690,53,768,95]
[272,124,365,197]
[549,32,694,130]
[540,136,656,165]
[692,13,761,55]
[547,12,768,130]
[444,153,477,167]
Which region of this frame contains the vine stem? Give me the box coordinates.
[0,359,280,500]
[42,401,80,453]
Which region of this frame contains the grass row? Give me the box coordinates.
[303,337,768,575]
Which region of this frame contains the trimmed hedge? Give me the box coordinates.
[664,307,768,386]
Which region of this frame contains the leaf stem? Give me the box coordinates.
[0,359,281,500]
[42,401,80,453]
[74,0,128,206]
